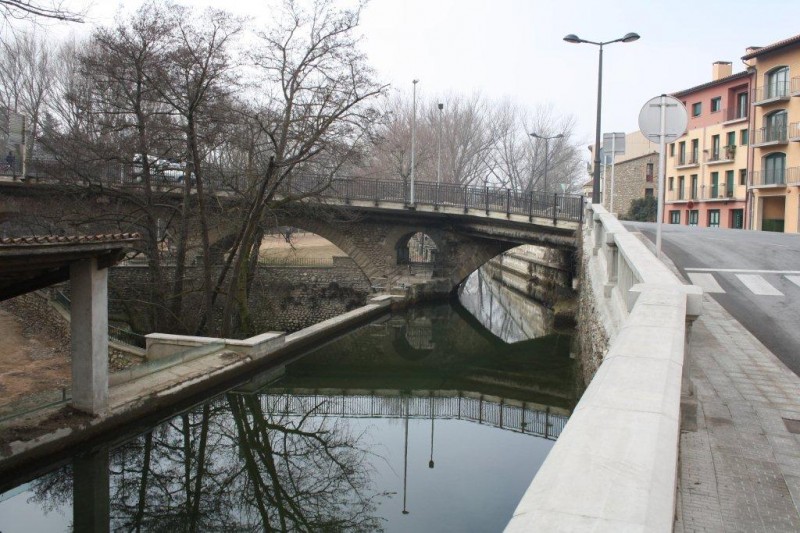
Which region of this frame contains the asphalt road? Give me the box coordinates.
[624,222,800,377]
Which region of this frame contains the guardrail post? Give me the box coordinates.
[485,186,489,215]
[552,193,558,226]
[506,188,511,218]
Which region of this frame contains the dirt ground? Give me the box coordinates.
[0,309,70,409]
[260,233,345,260]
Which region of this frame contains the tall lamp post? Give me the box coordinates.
[529,132,563,194]
[563,32,640,204]
[410,79,419,206]
[437,102,444,185]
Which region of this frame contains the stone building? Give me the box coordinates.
[603,152,659,218]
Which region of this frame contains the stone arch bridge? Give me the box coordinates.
[0,173,582,292]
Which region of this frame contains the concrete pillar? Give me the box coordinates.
[70,258,109,414]
[72,449,110,533]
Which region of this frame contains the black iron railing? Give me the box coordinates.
[55,290,146,348]
[12,161,584,223]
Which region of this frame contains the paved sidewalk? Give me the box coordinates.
[636,255,800,531]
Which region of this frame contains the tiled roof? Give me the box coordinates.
[670,71,751,98]
[742,34,800,60]
[0,233,140,246]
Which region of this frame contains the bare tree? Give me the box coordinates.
[212,0,387,336]
[0,1,84,23]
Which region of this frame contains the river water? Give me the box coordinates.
[0,269,578,532]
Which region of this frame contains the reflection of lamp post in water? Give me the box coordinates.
[429,394,435,469]
[402,395,410,515]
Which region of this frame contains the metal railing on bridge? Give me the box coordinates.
[252,390,569,440]
[13,160,584,224]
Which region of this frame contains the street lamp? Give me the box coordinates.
[530,132,563,194]
[437,102,444,186]
[410,79,419,206]
[564,32,640,204]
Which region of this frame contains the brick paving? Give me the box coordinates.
[675,293,800,532]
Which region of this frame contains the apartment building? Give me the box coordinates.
[664,62,751,229]
[743,34,800,232]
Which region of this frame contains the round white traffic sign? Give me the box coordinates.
[638,95,688,142]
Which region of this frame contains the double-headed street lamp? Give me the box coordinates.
[530,132,563,194]
[564,32,640,204]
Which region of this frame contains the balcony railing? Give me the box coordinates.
[754,81,790,105]
[706,145,736,163]
[792,76,800,96]
[750,166,800,187]
[676,152,699,167]
[723,106,748,122]
[752,125,788,146]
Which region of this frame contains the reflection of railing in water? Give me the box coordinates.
[256,391,568,440]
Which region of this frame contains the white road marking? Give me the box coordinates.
[785,275,800,288]
[687,273,726,293]
[736,274,784,296]
[686,268,800,275]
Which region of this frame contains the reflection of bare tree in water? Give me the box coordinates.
[29,394,385,532]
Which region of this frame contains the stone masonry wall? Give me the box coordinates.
[603,152,659,217]
[106,256,370,335]
[575,227,609,386]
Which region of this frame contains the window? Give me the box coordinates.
[708,210,720,228]
[726,131,736,148]
[725,170,734,197]
[691,139,699,163]
[668,177,674,191]
[763,152,786,185]
[731,209,744,229]
[670,143,675,157]
[670,211,681,224]
[688,210,699,226]
[739,168,747,186]
[764,110,787,143]
[691,174,698,199]
[692,102,702,116]
[645,188,654,197]
[711,135,721,160]
[645,162,654,182]
[678,142,686,165]
[711,97,722,112]
[740,128,749,146]
[765,66,789,99]
[678,176,685,199]
[711,171,719,198]
[736,92,748,119]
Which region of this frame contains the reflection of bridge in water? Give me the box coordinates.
[248,389,569,440]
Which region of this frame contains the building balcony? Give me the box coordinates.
[750,166,800,188]
[752,126,788,147]
[792,76,800,96]
[753,82,791,106]
[790,122,800,142]
[705,146,737,165]
[722,107,748,124]
[675,153,700,169]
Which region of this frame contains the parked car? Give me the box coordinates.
[132,155,195,184]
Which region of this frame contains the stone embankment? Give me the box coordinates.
[506,204,702,532]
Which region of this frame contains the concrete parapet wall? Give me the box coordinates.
[506,204,702,532]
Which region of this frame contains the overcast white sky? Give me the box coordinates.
[26,0,800,148]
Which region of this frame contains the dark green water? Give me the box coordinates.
[0,303,578,532]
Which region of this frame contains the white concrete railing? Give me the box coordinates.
[506,204,702,532]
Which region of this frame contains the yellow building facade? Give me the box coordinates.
[744,35,800,232]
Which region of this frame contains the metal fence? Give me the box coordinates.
[256,391,569,440]
[13,160,584,223]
